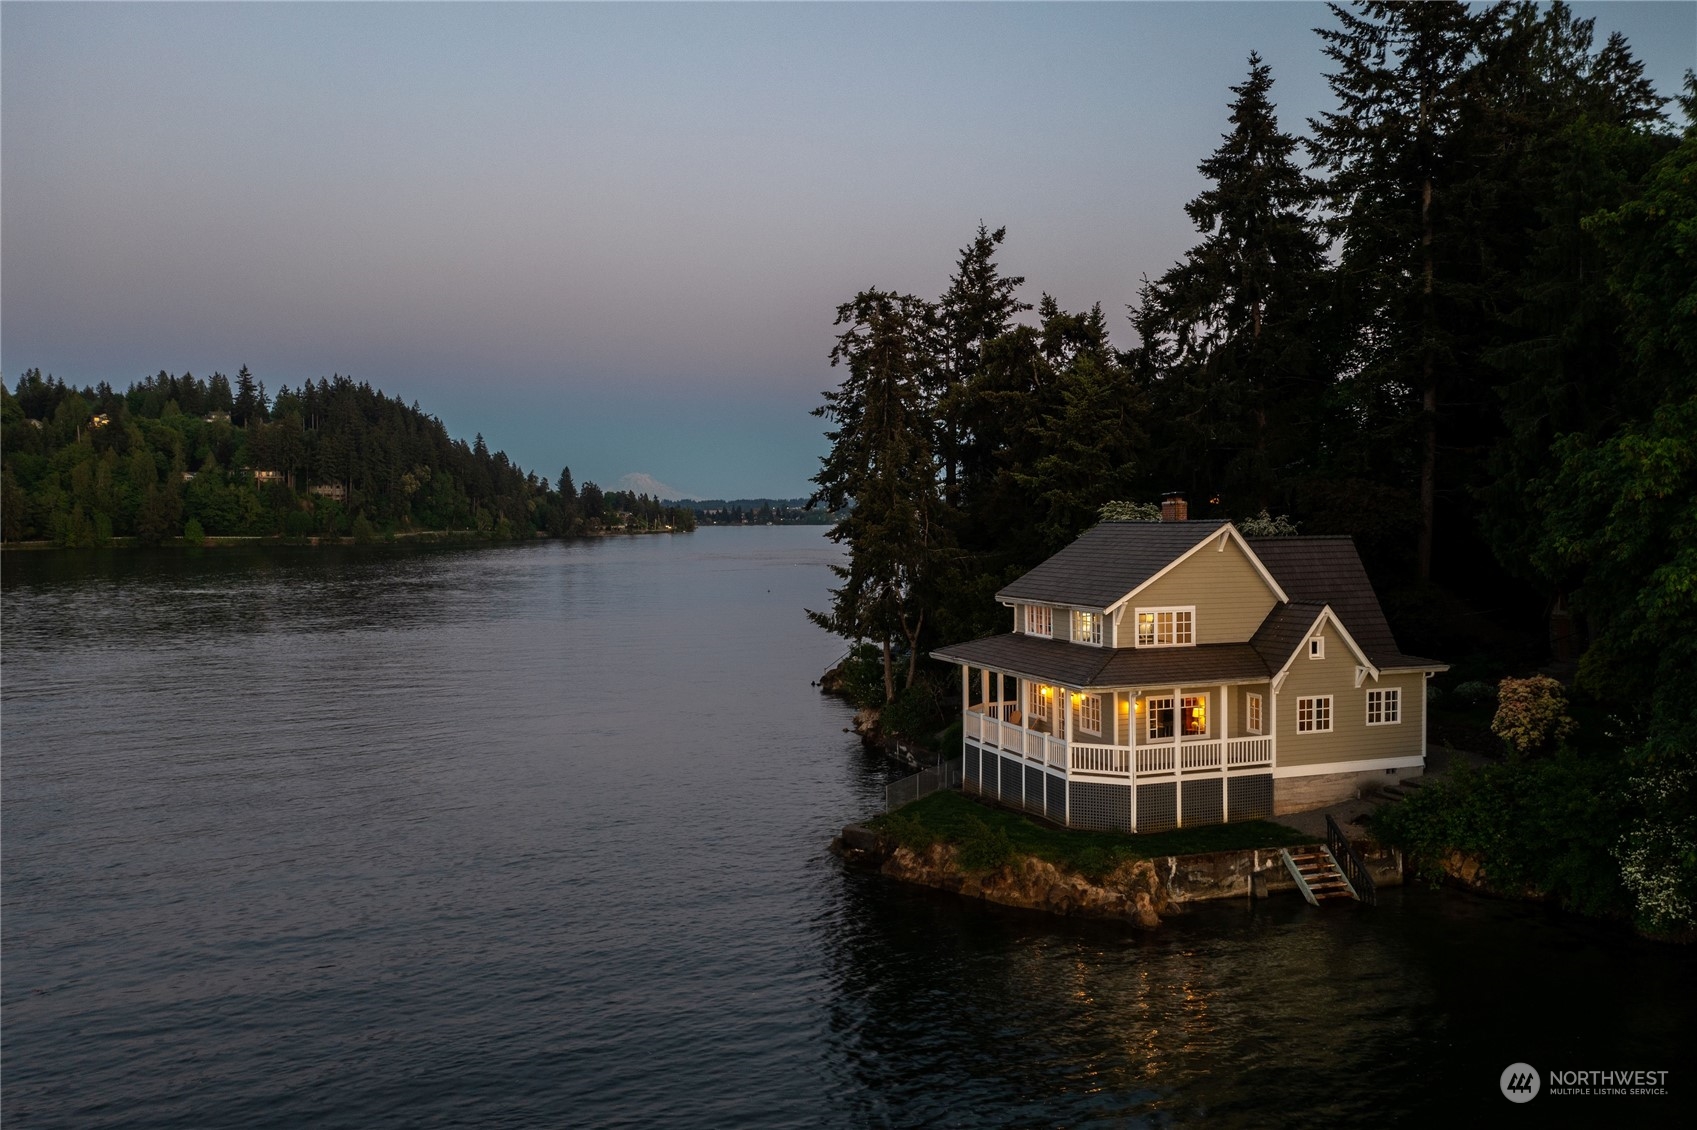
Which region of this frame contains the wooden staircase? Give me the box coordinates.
[1280,845,1360,905]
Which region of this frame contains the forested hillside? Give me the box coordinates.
[810,3,1695,933]
[1,368,694,543]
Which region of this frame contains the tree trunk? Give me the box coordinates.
[882,638,896,703]
[1419,173,1437,581]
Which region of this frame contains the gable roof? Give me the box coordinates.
[1248,600,1327,670]
[1246,536,1441,670]
[996,520,1230,609]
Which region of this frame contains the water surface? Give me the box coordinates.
[3,529,1690,1127]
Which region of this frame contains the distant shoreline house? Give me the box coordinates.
[932,501,1447,833]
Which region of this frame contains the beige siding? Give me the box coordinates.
[1227,682,1271,739]
[1124,534,1278,645]
[1274,621,1426,768]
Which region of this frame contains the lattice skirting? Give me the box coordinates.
[1136,782,1178,833]
[1181,777,1223,827]
[1068,780,1132,832]
[1227,773,1273,822]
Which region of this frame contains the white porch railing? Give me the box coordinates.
[1180,739,1223,772]
[1135,747,1175,775]
[1226,736,1273,767]
[1070,744,1130,774]
[966,710,1274,780]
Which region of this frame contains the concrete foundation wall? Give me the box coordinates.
[1273,765,1422,814]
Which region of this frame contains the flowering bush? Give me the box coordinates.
[1615,763,1697,937]
[1491,675,1577,756]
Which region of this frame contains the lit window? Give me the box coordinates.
[1073,610,1102,645]
[1146,696,1175,741]
[1309,636,1325,659]
[1025,605,1052,637]
[1029,683,1053,727]
[1078,694,1101,735]
[1134,607,1195,647]
[1182,694,1207,736]
[1297,695,1333,733]
[1367,687,1401,726]
[1246,692,1263,734]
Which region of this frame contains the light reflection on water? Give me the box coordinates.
[3,529,1692,1128]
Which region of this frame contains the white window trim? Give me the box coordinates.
[1181,693,1209,738]
[1145,695,1176,742]
[1072,609,1103,646]
[1308,635,1325,659]
[1366,687,1401,726]
[1297,695,1333,734]
[1029,682,1053,725]
[1078,693,1102,736]
[1025,605,1053,638]
[1246,692,1263,735]
[1133,605,1196,648]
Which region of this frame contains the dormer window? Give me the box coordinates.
[1072,610,1102,645]
[1025,605,1053,638]
[1309,635,1325,659]
[1134,606,1194,647]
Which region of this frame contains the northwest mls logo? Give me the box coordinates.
[1501,1063,1540,1103]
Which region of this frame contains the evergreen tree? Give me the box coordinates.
[809,289,945,700]
[1131,53,1330,512]
[935,223,1029,508]
[1308,0,1493,579]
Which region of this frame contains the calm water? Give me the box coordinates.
[3,528,1691,1128]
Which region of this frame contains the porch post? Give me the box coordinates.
[1220,681,1230,823]
[981,668,991,715]
[961,665,970,715]
[1174,685,1183,827]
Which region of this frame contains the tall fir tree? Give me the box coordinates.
[1130,53,1330,513]
[808,289,945,700]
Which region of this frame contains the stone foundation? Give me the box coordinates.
[1273,766,1423,814]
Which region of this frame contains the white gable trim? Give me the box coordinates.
[1104,524,1289,615]
[1269,605,1378,685]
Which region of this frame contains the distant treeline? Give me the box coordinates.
[686,498,835,526]
[1,367,694,544]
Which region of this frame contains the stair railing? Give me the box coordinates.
[1325,813,1377,906]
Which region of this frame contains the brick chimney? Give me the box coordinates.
[1160,492,1188,522]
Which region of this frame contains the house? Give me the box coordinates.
[309,483,346,502]
[931,503,1446,833]
[252,469,284,485]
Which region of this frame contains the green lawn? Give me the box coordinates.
[868,789,1312,879]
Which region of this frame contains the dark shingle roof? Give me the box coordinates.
[1246,537,1442,669]
[995,520,1230,608]
[1249,600,1326,670]
[932,634,1270,689]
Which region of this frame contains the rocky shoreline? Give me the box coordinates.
[832,823,1404,928]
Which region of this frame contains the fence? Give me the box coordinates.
[885,758,964,812]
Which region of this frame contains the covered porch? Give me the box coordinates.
[958,664,1275,831]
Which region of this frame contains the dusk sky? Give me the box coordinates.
[4,2,1692,500]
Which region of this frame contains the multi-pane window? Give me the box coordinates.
[1181,694,1208,736]
[1297,695,1333,733]
[1246,692,1263,734]
[1135,607,1195,647]
[1367,687,1401,725]
[1078,694,1102,736]
[1146,696,1175,741]
[1073,610,1102,645]
[1029,683,1053,727]
[1025,605,1052,637]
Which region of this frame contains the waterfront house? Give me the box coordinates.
[932,499,1447,832]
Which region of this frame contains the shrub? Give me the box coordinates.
[1097,500,1161,522]
[1452,680,1497,708]
[1235,508,1299,536]
[956,817,1015,873]
[1615,761,1697,937]
[182,517,206,546]
[1368,754,1629,917]
[1491,675,1578,756]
